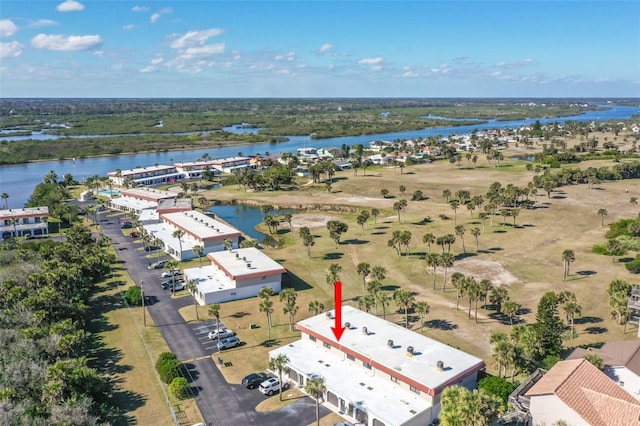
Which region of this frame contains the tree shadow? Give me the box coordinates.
[375,226,390,230]
[493,229,507,233]
[282,270,313,291]
[323,252,344,260]
[573,270,597,279]
[425,319,458,331]
[343,239,369,245]
[370,232,387,235]
[183,362,200,382]
[259,339,282,348]
[230,311,251,318]
[456,252,477,260]
[574,315,603,325]
[413,218,433,225]
[381,284,400,292]
[584,326,608,334]
[110,389,147,424]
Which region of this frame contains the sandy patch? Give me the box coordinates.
[451,258,521,287]
[291,213,334,229]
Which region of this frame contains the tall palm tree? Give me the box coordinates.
[223,237,233,252]
[502,299,520,326]
[304,376,326,426]
[376,291,391,319]
[308,300,325,315]
[208,303,221,336]
[415,301,430,332]
[371,266,386,282]
[422,233,435,253]
[172,229,185,260]
[185,279,200,320]
[426,252,439,289]
[193,244,204,267]
[1,192,9,209]
[165,260,180,295]
[439,252,455,292]
[393,289,416,329]
[450,272,466,310]
[268,354,290,401]
[259,298,274,340]
[450,200,460,224]
[356,262,371,289]
[562,249,575,281]
[279,288,298,331]
[597,208,608,227]
[455,225,466,253]
[563,300,582,335]
[471,227,481,251]
[358,294,375,313]
[326,263,342,286]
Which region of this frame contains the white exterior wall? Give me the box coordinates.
[605,366,640,399]
[529,394,588,426]
[199,282,280,305]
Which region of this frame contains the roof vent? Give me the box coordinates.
[345,322,351,329]
[326,312,333,320]
[235,253,239,259]
[387,339,394,348]
[362,326,368,335]
[407,346,414,357]
[437,360,444,371]
[246,262,251,268]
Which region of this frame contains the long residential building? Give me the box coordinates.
[107,165,183,186]
[269,306,485,426]
[109,187,178,214]
[0,207,49,239]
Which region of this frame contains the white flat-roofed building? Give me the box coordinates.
[149,210,241,260]
[109,187,178,215]
[0,207,49,239]
[269,306,486,426]
[106,165,183,186]
[208,156,253,173]
[183,247,286,305]
[174,161,222,179]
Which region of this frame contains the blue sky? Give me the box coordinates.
[1,0,639,98]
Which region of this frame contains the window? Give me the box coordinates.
[620,381,625,387]
[230,292,236,296]
[35,217,41,223]
[390,376,398,383]
[363,361,372,369]
[262,276,267,280]
[409,385,420,394]
[347,354,355,361]
[309,335,316,342]
[323,342,331,349]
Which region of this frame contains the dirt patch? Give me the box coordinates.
[452,258,521,287]
[291,213,335,229]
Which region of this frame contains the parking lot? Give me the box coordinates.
[192,320,230,353]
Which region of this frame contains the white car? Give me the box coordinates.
[161,269,181,278]
[208,329,234,340]
[259,377,289,396]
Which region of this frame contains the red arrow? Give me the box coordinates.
[331,281,345,341]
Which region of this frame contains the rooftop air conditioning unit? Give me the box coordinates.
[345,322,351,329]
[407,346,414,357]
[362,327,368,335]
[387,339,394,348]
[437,360,444,371]
[326,312,333,320]
[246,262,251,268]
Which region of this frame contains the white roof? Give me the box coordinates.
[183,265,237,293]
[207,247,285,279]
[297,306,485,393]
[143,222,200,252]
[271,339,430,426]
[108,165,176,177]
[110,197,156,212]
[161,210,240,240]
[0,206,49,218]
[121,187,176,200]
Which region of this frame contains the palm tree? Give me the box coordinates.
[208,303,221,336]
[426,252,439,289]
[376,291,392,319]
[455,225,466,253]
[358,294,375,313]
[480,279,493,308]
[185,279,200,320]
[371,208,380,224]
[489,287,509,313]
[1,192,9,209]
[279,288,298,331]
[304,376,326,426]
[562,249,575,281]
[597,208,608,227]
[415,301,430,332]
[308,300,325,315]
[442,189,451,202]
[451,272,466,309]
[172,229,185,259]
[466,278,483,323]
[193,245,204,267]
[450,200,460,224]
[439,252,455,292]
[371,265,386,282]
[393,201,403,223]
[326,263,342,286]
[393,289,416,329]
[422,232,435,253]
[502,299,519,326]
[165,260,180,295]
[563,300,582,335]
[259,298,274,340]
[356,262,371,289]
[223,237,233,252]
[268,354,290,401]
[471,227,481,251]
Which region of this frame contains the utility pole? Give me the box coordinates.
[141,281,146,327]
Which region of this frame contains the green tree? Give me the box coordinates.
[502,299,520,326]
[193,244,204,267]
[208,303,221,336]
[439,252,455,292]
[534,291,565,358]
[562,249,575,281]
[371,208,380,223]
[393,289,416,329]
[172,229,185,259]
[326,220,348,246]
[426,252,439,289]
[304,376,326,426]
[326,263,342,286]
[268,354,290,401]
[308,300,325,315]
[440,386,503,426]
[380,188,389,198]
[123,285,142,306]
[597,208,608,227]
[259,298,274,340]
[455,225,466,253]
[186,279,200,321]
[583,353,605,370]
[356,262,371,289]
[169,377,190,400]
[415,301,430,332]
[478,376,516,409]
[608,279,632,325]
[471,227,481,251]
[279,288,299,331]
[422,232,436,253]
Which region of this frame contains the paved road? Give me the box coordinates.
[90,206,330,426]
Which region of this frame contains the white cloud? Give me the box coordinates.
[31,33,101,51]
[132,6,149,12]
[496,58,534,69]
[319,43,332,53]
[275,52,295,61]
[150,57,163,65]
[93,50,103,57]
[112,63,124,70]
[371,65,382,72]
[27,19,58,28]
[140,65,156,73]
[0,41,23,59]
[122,24,134,30]
[150,8,172,23]
[0,19,18,37]
[358,57,384,65]
[177,44,225,60]
[170,28,224,49]
[402,71,419,78]
[56,0,85,12]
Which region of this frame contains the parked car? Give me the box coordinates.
[208,329,234,340]
[148,260,167,269]
[161,269,181,278]
[217,336,241,350]
[161,278,184,289]
[170,282,185,292]
[121,222,133,229]
[130,231,140,238]
[242,373,268,389]
[259,377,289,396]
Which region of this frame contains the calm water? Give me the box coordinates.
[209,204,294,242]
[1,105,639,209]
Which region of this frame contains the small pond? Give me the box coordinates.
[208,204,295,242]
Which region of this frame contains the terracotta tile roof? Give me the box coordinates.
[526,359,640,426]
[567,340,640,376]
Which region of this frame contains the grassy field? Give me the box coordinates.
[89,261,202,425]
[192,129,640,380]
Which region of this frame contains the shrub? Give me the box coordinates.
[478,376,516,407]
[123,286,142,306]
[169,377,190,400]
[155,352,183,384]
[592,243,610,255]
[625,256,640,274]
[541,355,561,370]
[616,235,640,251]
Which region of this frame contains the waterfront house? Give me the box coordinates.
[183,247,286,305]
[208,156,253,174]
[0,207,49,239]
[269,306,485,426]
[109,187,177,215]
[173,160,222,180]
[107,165,183,186]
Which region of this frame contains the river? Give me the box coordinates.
[1,105,638,209]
